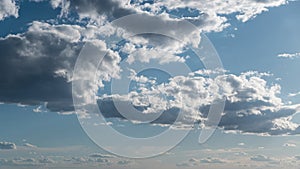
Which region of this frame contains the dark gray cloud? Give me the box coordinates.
[97,98,300,135]
[0,27,81,112]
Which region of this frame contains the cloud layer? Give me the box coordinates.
[0,0,297,137]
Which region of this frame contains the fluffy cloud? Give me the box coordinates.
[49,0,287,33]
[1,21,299,136]
[43,0,288,53]
[120,35,186,64]
[0,21,121,112]
[99,71,300,135]
[0,0,19,20]
[0,0,297,137]
[0,142,16,150]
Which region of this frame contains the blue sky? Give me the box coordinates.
[1,0,300,169]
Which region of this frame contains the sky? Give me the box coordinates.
[0,0,300,168]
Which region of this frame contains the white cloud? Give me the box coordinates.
[289,91,300,97]
[238,143,245,146]
[121,35,186,64]
[129,0,287,27]
[23,143,38,148]
[45,0,288,54]
[0,0,19,20]
[278,52,300,59]
[100,71,300,135]
[283,143,297,147]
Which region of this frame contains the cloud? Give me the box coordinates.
[278,52,300,59]
[89,153,115,158]
[289,92,300,97]
[23,143,38,148]
[176,157,227,167]
[0,142,17,150]
[250,155,273,162]
[142,0,287,22]
[0,157,55,167]
[238,143,245,146]
[70,156,112,165]
[283,143,296,147]
[200,157,227,164]
[51,0,133,20]
[0,21,121,112]
[0,0,19,21]
[117,160,132,165]
[99,71,300,135]
[176,158,198,167]
[121,34,186,64]
[0,0,296,139]
[38,158,55,164]
[43,0,288,47]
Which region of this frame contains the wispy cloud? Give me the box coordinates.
[277,52,300,59]
[283,143,297,147]
[289,91,300,97]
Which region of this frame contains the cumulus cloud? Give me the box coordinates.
[99,71,300,135]
[0,0,296,138]
[0,0,19,20]
[1,21,299,137]
[43,0,288,51]
[0,21,121,112]
[49,0,133,20]
[0,142,17,150]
